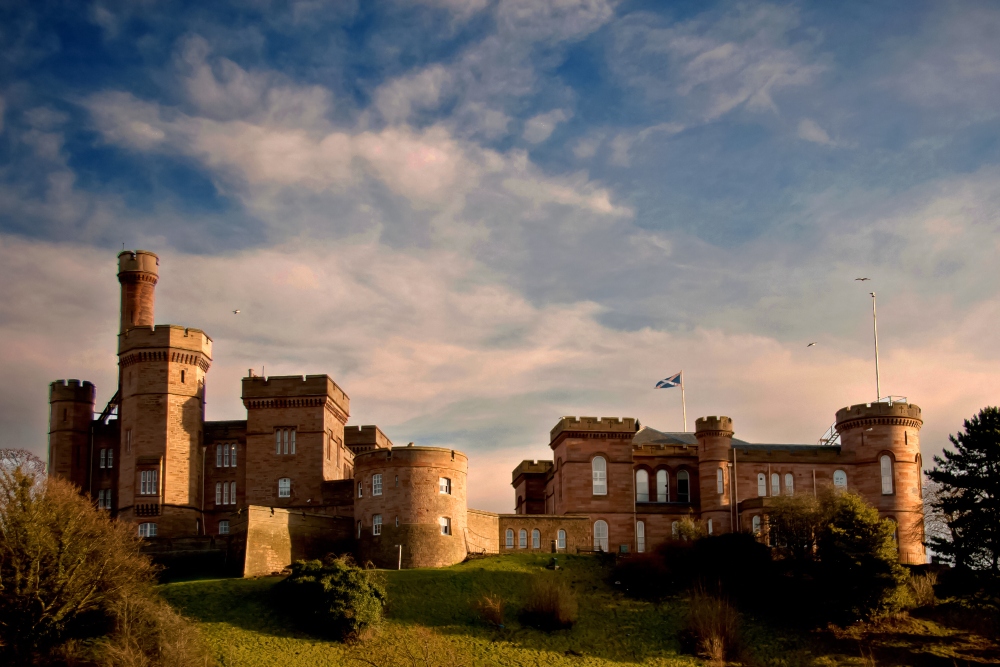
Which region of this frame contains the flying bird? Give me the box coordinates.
[855,277,871,281]
[807,342,817,347]
[232,309,241,314]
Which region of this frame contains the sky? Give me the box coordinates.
[1,0,998,512]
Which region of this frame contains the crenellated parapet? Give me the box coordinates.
[49,378,96,403]
[695,416,734,437]
[835,402,922,432]
[549,416,638,442]
[511,459,554,484]
[242,374,350,423]
[118,325,213,365]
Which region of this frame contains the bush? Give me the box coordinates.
[816,492,910,621]
[683,590,742,664]
[275,555,387,640]
[0,460,163,663]
[518,575,577,631]
[86,595,213,667]
[472,593,505,627]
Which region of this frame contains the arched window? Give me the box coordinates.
[636,520,645,553]
[757,473,766,497]
[880,455,894,494]
[518,529,527,549]
[531,529,540,549]
[677,470,690,502]
[771,473,780,496]
[592,457,607,495]
[593,520,609,552]
[833,469,847,489]
[671,521,679,539]
[784,473,794,496]
[716,467,724,495]
[635,469,649,503]
[656,470,668,502]
[752,515,761,535]
[557,529,566,550]
[505,528,514,548]
[707,518,713,535]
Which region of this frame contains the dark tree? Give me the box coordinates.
[926,407,1000,572]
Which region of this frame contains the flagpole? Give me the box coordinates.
[681,370,687,432]
[871,292,880,401]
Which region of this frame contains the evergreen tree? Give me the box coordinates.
[926,407,1000,572]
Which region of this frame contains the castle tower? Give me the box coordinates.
[241,374,351,508]
[354,446,468,568]
[836,401,924,564]
[117,250,158,333]
[696,416,734,535]
[48,379,96,489]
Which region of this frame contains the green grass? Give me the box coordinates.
[160,555,1000,667]
[160,554,702,667]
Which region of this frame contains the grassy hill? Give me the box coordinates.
[160,554,998,667]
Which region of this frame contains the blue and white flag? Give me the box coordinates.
[655,372,682,389]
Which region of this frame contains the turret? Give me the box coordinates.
[48,380,95,488]
[696,415,734,534]
[836,401,924,564]
[117,250,158,335]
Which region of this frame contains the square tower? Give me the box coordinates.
[242,375,351,509]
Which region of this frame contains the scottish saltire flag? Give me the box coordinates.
[655,372,682,389]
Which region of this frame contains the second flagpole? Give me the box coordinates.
[681,370,687,432]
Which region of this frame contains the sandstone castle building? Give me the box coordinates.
[47,251,925,572]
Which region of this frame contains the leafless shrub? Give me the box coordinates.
[472,592,506,627]
[685,589,742,664]
[519,575,577,631]
[908,571,938,608]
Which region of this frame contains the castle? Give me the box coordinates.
[47,250,925,572]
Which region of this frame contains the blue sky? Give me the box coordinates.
[2,0,998,510]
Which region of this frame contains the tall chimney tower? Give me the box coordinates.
[117,250,158,334]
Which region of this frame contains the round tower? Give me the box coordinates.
[118,250,158,334]
[353,446,468,568]
[836,401,924,564]
[48,379,96,488]
[696,415,734,535]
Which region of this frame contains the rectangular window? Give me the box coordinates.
[230,444,236,468]
[218,520,230,535]
[215,482,222,505]
[373,514,382,536]
[439,477,451,494]
[395,475,399,487]
[100,449,107,468]
[274,428,297,455]
[278,478,291,498]
[439,516,451,536]
[275,430,281,455]
[230,482,236,505]
[140,469,158,495]
[373,474,383,496]
[107,448,113,469]
[216,445,222,467]
[636,521,645,553]
[395,516,399,527]
[223,482,230,505]
[223,444,230,467]
[358,481,363,498]
[125,429,132,453]
[138,523,157,538]
[97,489,111,509]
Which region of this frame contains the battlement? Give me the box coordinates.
[695,416,734,435]
[242,374,349,415]
[512,459,554,483]
[49,379,96,403]
[550,416,638,441]
[344,425,393,453]
[118,325,213,357]
[117,250,159,277]
[835,402,922,428]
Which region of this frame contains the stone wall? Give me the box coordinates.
[466,508,499,554]
[499,514,591,553]
[236,505,353,577]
